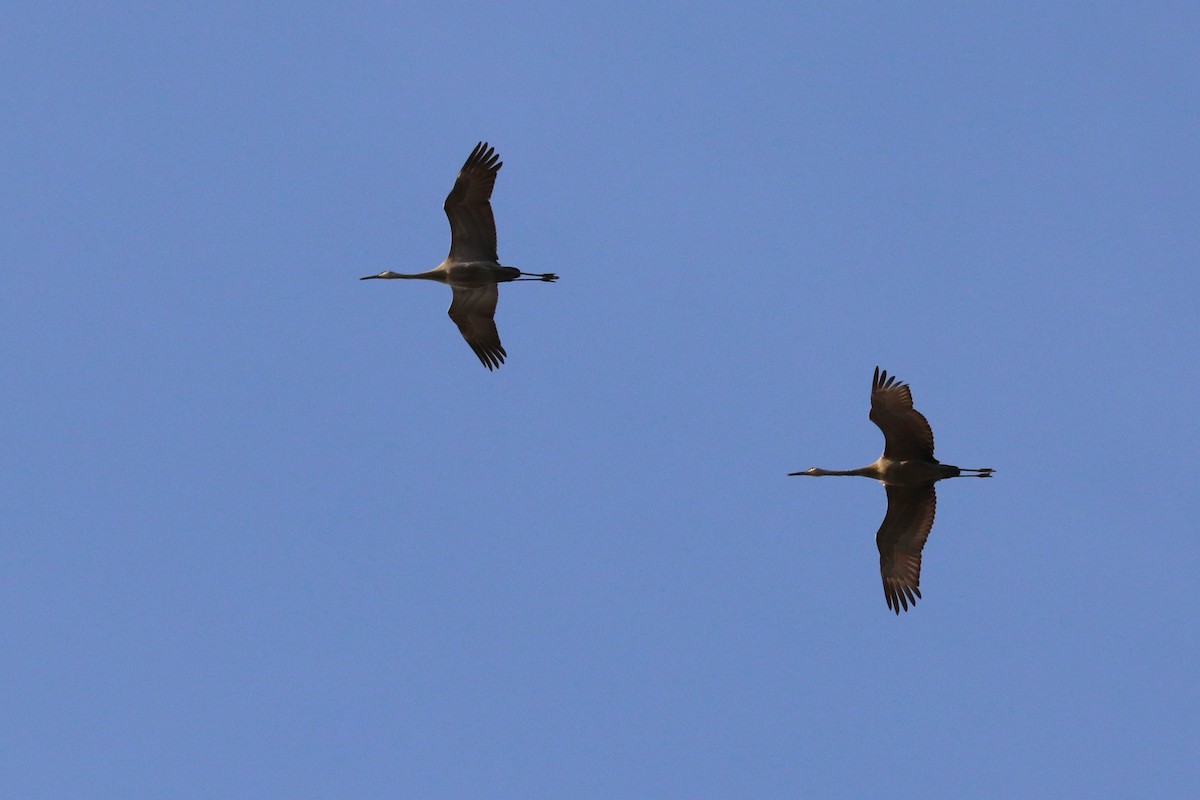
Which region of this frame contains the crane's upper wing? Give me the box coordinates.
[869,366,936,461]
[444,142,501,263]
[877,484,936,614]
[448,284,505,370]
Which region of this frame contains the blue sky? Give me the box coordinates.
[3,2,1197,797]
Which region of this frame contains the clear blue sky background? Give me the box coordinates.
[3,3,1197,797]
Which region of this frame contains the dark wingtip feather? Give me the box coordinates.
[467,342,506,371]
[884,579,921,614]
[464,141,501,174]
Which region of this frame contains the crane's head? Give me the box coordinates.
[360,271,399,280]
[788,468,826,477]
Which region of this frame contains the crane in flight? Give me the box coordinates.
[361,142,557,370]
[790,367,993,613]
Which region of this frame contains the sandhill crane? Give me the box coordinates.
[790,367,993,614]
[361,142,557,370]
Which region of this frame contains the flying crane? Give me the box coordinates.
[362,142,557,370]
[790,367,993,613]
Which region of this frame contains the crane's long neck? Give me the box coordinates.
[360,269,443,281]
[789,466,879,478]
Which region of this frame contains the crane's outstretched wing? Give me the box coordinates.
[877,484,936,614]
[445,142,501,263]
[869,366,936,462]
[448,284,506,370]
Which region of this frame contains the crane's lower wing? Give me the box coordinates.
[448,284,506,370]
[877,484,937,614]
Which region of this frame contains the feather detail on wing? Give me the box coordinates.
[870,366,936,461]
[448,284,506,370]
[878,484,936,614]
[444,142,501,263]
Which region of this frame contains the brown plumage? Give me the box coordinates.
[361,142,557,370]
[790,367,994,613]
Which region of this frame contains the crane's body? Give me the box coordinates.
[790,367,993,613]
[362,142,556,370]
[800,458,974,485]
[372,262,522,285]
